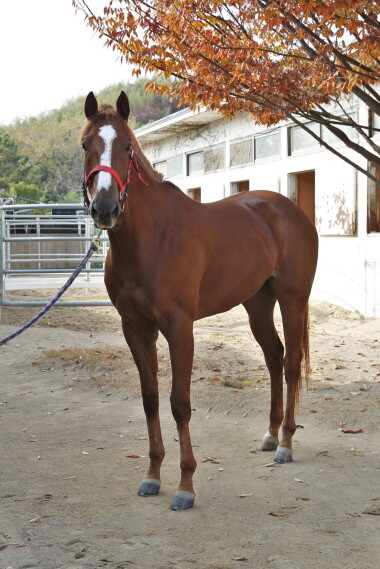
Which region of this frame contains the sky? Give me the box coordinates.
[0,0,132,125]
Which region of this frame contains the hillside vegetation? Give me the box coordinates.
[0,79,181,203]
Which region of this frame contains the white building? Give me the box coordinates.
[135,99,380,317]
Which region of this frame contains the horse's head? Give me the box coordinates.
[82,91,132,229]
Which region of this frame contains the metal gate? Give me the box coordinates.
[0,203,111,306]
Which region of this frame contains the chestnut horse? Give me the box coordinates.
[81,91,318,510]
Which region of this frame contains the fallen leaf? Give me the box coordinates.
[341,429,363,434]
[363,505,380,515]
[238,493,254,498]
[232,557,248,561]
[268,511,285,517]
[126,454,142,458]
[202,457,220,464]
[294,478,304,483]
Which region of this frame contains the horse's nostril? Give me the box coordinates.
[91,201,99,218]
[112,203,120,218]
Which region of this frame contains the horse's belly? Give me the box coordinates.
[196,253,274,320]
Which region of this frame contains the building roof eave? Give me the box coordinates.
[134,107,222,143]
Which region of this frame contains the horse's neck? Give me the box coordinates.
[107,176,171,258]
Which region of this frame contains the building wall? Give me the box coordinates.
[136,105,380,317]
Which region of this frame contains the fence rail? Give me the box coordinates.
[0,203,112,307]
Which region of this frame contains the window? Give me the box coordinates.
[167,156,183,178]
[370,110,380,138]
[231,180,249,194]
[187,152,204,176]
[154,156,183,179]
[154,160,167,177]
[255,130,281,160]
[368,162,380,233]
[321,116,358,145]
[187,187,201,202]
[204,145,225,173]
[288,122,320,155]
[230,139,253,167]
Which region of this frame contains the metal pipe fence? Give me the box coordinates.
[0,203,112,307]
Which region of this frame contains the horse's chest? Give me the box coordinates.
[106,273,157,323]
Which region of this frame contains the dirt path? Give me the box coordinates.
[1,294,379,569]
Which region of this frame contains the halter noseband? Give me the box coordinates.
[82,148,147,212]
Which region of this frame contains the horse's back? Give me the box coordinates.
[202,189,317,259]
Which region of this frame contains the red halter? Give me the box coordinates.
[82,148,147,212]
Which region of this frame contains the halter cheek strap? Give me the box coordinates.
[82,148,148,212]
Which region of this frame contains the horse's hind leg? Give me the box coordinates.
[243,283,285,453]
[274,297,309,463]
[121,319,165,497]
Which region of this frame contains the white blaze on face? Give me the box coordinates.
[97,125,117,191]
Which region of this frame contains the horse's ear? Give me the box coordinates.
[116,91,130,121]
[85,92,98,118]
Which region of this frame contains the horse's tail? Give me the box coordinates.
[301,303,311,385]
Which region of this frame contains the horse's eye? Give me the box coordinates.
[82,142,88,151]
[126,143,131,152]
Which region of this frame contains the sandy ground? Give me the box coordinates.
[1,289,380,569]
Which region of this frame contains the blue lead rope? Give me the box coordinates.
[0,235,102,347]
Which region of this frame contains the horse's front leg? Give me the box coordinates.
[162,314,197,510]
[121,319,165,497]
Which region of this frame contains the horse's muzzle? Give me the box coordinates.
[91,197,121,229]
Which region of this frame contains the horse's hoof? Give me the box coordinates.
[274,447,293,463]
[137,478,161,496]
[170,491,195,511]
[261,432,279,451]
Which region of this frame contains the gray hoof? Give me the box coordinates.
[261,432,279,451]
[137,478,161,496]
[170,491,195,511]
[274,447,293,463]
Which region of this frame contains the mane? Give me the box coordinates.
[128,125,164,183]
[81,104,164,183]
